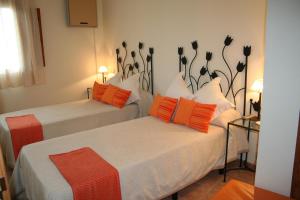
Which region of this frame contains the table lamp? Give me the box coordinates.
[98,66,108,83]
[106,73,115,80]
[250,79,263,120]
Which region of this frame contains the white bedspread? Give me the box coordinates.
[11,116,248,200]
[0,99,139,168]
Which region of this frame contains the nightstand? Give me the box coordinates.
[223,115,260,182]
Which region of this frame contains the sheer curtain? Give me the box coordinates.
[0,0,45,89]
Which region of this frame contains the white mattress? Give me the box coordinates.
[11,116,248,200]
[0,99,139,168]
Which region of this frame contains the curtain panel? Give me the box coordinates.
[0,0,45,89]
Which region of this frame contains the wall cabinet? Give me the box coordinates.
[68,0,97,27]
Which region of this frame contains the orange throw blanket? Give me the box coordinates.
[49,147,122,200]
[6,114,43,160]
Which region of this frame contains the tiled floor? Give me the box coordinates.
[163,168,254,200]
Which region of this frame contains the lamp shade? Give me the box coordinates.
[98,66,108,73]
[251,79,263,93]
[107,73,115,80]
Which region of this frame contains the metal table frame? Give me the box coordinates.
[223,116,260,182]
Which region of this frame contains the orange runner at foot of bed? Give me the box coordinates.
[6,114,43,160]
[50,147,121,200]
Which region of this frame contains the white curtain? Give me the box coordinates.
[0,0,45,89]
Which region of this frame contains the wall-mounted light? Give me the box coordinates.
[98,66,108,83]
[251,79,263,120]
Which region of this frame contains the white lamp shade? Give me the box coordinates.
[98,66,108,73]
[251,79,263,93]
[107,73,115,80]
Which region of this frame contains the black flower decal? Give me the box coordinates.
[122,41,127,48]
[146,55,151,62]
[181,56,187,65]
[211,72,218,79]
[139,42,143,49]
[129,65,134,71]
[116,48,120,54]
[206,52,212,61]
[236,61,245,72]
[243,46,251,56]
[131,51,136,58]
[224,35,233,46]
[134,62,139,69]
[178,47,183,55]
[200,67,207,75]
[192,41,198,50]
[149,48,154,54]
[118,57,122,63]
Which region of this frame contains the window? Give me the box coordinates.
[0,8,23,74]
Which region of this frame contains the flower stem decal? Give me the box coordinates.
[177,35,252,114]
[116,42,154,95]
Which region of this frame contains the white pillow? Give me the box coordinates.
[119,73,141,105]
[137,89,153,117]
[193,77,234,118]
[211,108,241,129]
[165,72,194,99]
[106,72,122,86]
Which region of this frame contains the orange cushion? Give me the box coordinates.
[174,98,216,133]
[92,82,108,101]
[174,97,196,125]
[149,95,178,123]
[101,84,131,108]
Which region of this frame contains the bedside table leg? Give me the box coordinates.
[239,154,243,167]
[224,124,230,182]
[172,193,178,200]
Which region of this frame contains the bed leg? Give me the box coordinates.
[172,192,178,200]
[219,169,224,175]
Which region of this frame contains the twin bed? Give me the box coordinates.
[11,116,247,200]
[0,42,154,169]
[0,99,140,168]
[1,39,252,200]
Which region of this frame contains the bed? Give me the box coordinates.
[0,42,154,168]
[0,99,140,168]
[11,116,248,200]
[10,36,252,200]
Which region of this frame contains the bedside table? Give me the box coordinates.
[223,115,260,182]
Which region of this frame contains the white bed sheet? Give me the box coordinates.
[0,99,139,168]
[11,116,248,200]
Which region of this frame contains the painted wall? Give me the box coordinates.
[101,0,266,95]
[0,0,104,113]
[101,0,266,163]
[255,0,300,196]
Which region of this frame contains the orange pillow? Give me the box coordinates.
[174,97,216,133]
[149,95,178,123]
[101,84,131,108]
[92,82,108,101]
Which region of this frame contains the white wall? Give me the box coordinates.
[101,0,266,96]
[0,0,104,113]
[255,0,300,196]
[101,0,266,163]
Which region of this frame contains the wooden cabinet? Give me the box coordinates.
[291,113,300,199]
[68,0,98,27]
